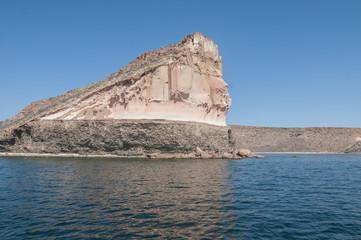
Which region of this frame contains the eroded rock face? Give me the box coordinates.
[1,33,231,132]
[0,120,235,156]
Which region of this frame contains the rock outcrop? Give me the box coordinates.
[145,147,264,159]
[0,33,240,158]
[0,32,230,134]
[344,138,361,153]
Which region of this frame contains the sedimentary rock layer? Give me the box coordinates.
[345,140,361,153]
[0,120,235,156]
[231,125,361,153]
[0,32,230,133]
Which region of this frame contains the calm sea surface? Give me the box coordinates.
[0,154,361,239]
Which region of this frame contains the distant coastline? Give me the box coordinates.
[231,125,361,154]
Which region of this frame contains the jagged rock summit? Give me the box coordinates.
[1,32,231,132]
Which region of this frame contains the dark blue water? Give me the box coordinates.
[1,154,361,239]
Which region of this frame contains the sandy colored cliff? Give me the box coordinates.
[0,33,230,133]
[0,33,239,158]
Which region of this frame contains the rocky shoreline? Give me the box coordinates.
[0,148,265,160]
[1,120,360,157]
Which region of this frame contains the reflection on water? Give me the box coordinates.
[0,158,238,239]
[1,155,361,239]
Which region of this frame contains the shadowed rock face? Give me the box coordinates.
[0,33,230,133]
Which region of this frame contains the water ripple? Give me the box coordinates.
[0,155,361,239]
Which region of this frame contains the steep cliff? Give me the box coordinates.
[0,32,230,133]
[0,33,235,157]
[0,120,234,156]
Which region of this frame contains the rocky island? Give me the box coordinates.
[1,33,359,157]
[0,33,260,159]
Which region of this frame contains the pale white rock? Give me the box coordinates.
[14,33,231,127]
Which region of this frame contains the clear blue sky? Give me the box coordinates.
[1,0,360,127]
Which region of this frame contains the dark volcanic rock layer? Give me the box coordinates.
[231,125,361,153]
[0,120,234,156]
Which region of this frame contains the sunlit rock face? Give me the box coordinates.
[39,33,231,126]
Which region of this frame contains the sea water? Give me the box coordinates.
[0,154,360,239]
